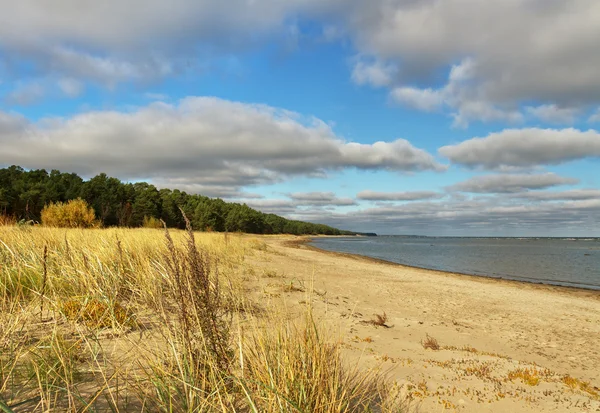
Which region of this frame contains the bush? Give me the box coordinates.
[142,215,163,229]
[41,199,98,228]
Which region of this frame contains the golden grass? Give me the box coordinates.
[507,367,543,386]
[0,225,405,412]
[561,375,600,399]
[0,215,16,226]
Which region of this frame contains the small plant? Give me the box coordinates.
[361,336,374,343]
[561,375,599,398]
[283,280,305,293]
[262,269,280,278]
[363,312,392,328]
[507,367,541,386]
[421,334,440,350]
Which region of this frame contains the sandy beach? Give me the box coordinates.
[244,235,600,412]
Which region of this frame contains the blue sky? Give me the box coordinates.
[1,0,599,235]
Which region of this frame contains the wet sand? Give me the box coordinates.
[245,235,600,412]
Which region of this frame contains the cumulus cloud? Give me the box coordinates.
[448,173,578,194]
[344,0,600,125]
[2,0,598,120]
[391,87,444,112]
[526,104,580,124]
[0,96,442,193]
[356,190,443,201]
[241,192,356,216]
[287,192,356,206]
[439,128,600,169]
[351,58,396,87]
[389,59,524,127]
[0,0,345,86]
[511,189,600,201]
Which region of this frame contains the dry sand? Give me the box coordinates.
[244,235,600,413]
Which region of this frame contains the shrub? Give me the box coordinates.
[41,199,98,228]
[142,215,162,229]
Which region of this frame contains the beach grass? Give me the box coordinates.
[0,224,404,412]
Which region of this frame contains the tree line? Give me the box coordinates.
[0,165,371,235]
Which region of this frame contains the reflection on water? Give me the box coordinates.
[310,236,600,290]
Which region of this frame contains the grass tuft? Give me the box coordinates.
[507,368,541,386]
[363,312,393,328]
[421,334,440,350]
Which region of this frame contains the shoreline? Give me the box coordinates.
[249,235,600,412]
[295,237,600,298]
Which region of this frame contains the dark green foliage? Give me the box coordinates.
[0,165,363,235]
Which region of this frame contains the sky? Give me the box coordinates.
[0,0,599,236]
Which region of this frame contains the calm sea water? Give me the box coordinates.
[310,236,600,290]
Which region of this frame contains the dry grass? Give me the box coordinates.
[239,311,404,412]
[282,280,306,293]
[363,312,393,328]
[421,334,440,350]
[60,297,131,328]
[0,214,16,226]
[561,375,600,399]
[507,367,543,386]
[0,224,406,412]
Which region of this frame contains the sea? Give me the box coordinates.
[310,236,600,290]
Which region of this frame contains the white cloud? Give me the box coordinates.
[391,87,444,112]
[351,58,396,87]
[589,108,600,123]
[439,128,600,169]
[448,173,578,194]
[144,92,169,101]
[1,0,598,121]
[48,47,173,85]
[287,191,356,206]
[344,0,600,124]
[58,78,84,98]
[512,189,600,201]
[357,190,443,201]
[288,196,600,235]
[0,96,442,194]
[0,0,344,86]
[4,81,45,105]
[390,59,523,127]
[526,104,580,124]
